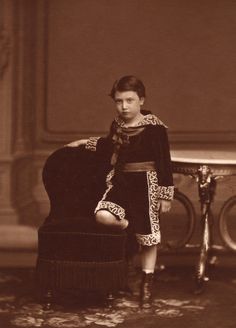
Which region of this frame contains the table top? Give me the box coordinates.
[171,149,236,175]
[171,149,236,165]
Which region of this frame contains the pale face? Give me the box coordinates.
[114,91,145,125]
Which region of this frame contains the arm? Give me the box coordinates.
[66,139,89,147]
[66,136,114,161]
[65,120,116,153]
[159,199,172,213]
[66,137,102,151]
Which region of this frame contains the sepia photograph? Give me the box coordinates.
[0,0,236,327]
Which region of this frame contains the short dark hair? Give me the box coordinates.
[109,75,146,99]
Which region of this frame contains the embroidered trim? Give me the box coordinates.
[142,170,161,245]
[95,201,126,221]
[135,170,162,246]
[101,169,115,200]
[115,114,167,128]
[137,114,168,128]
[158,186,174,201]
[136,232,161,246]
[94,169,126,220]
[85,137,100,151]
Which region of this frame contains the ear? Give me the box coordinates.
[140,97,145,106]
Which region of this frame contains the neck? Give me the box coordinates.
[123,113,144,127]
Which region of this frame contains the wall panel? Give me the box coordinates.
[35,0,236,147]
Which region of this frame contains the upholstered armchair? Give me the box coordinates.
[36,146,128,308]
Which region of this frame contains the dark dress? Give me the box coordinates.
[85,112,174,246]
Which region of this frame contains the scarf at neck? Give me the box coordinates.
[111,124,145,166]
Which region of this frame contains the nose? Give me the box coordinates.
[122,101,128,110]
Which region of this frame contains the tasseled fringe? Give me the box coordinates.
[36,257,127,293]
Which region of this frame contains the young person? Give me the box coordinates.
[67,75,174,308]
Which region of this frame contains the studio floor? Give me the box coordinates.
[0,259,236,328]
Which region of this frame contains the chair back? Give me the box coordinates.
[41,146,110,227]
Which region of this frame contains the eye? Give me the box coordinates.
[115,99,122,104]
[127,98,133,104]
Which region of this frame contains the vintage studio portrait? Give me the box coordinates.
[0,0,236,327]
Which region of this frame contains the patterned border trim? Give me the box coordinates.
[95,200,126,221]
[85,137,100,151]
[137,114,168,128]
[94,169,126,220]
[101,169,115,200]
[136,232,161,246]
[158,186,175,201]
[115,114,167,128]
[136,171,161,246]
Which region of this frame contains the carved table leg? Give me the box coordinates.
[195,165,216,294]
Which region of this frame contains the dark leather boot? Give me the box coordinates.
[139,272,154,309]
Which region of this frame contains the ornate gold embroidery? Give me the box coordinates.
[95,200,126,220]
[136,171,161,246]
[137,114,168,128]
[136,233,161,246]
[158,186,174,201]
[85,137,100,151]
[100,169,115,201]
[94,169,126,220]
[115,114,167,128]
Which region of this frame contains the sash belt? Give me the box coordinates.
[122,161,156,172]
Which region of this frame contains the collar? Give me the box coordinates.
[115,113,168,128]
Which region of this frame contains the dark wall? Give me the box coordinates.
[37,0,236,145]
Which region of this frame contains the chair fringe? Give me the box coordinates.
[36,257,127,292]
